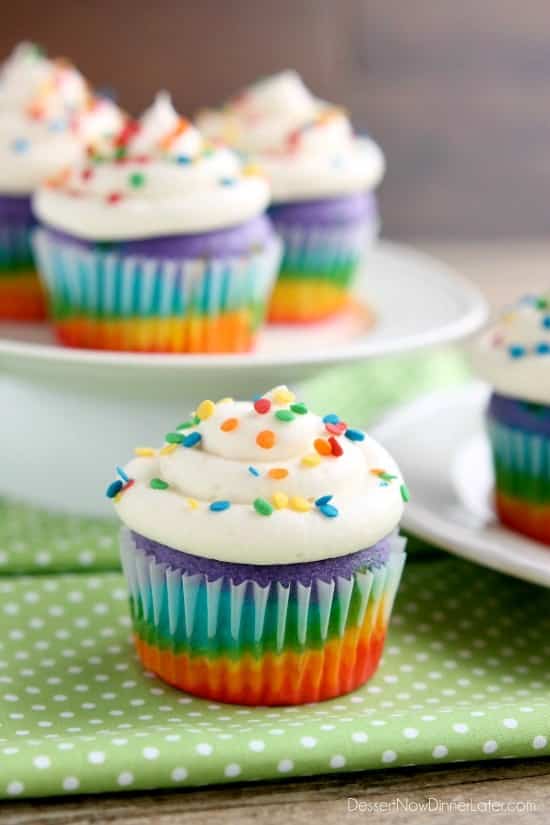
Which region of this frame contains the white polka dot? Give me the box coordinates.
[533,735,547,750]
[403,727,419,739]
[248,739,265,752]
[196,743,213,756]
[33,755,50,769]
[432,745,448,759]
[88,751,106,764]
[483,740,498,754]
[382,750,397,763]
[503,718,518,729]
[224,763,241,777]
[143,747,159,760]
[300,736,317,748]
[6,781,24,795]
[330,754,346,769]
[171,767,188,781]
[62,777,79,791]
[453,723,469,734]
[277,759,293,773]
[117,771,133,786]
[352,732,368,743]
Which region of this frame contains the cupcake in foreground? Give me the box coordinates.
[197,71,384,323]
[107,386,408,705]
[0,42,124,321]
[471,293,550,545]
[32,93,280,352]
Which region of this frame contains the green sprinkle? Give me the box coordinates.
[129,171,145,188]
[165,432,184,444]
[290,402,308,415]
[400,483,410,502]
[536,297,549,310]
[177,415,200,430]
[275,410,295,422]
[150,478,169,490]
[115,146,127,160]
[253,497,273,516]
[380,472,397,482]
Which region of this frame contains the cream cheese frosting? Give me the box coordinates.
[33,91,271,239]
[0,42,125,194]
[471,293,550,405]
[196,70,385,203]
[109,386,407,565]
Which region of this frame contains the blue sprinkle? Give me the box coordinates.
[508,344,526,359]
[116,465,129,482]
[12,137,29,154]
[248,466,260,477]
[322,414,340,424]
[106,479,123,499]
[315,494,333,506]
[220,177,236,186]
[177,155,191,164]
[48,119,67,133]
[379,481,390,488]
[252,394,263,401]
[210,500,231,512]
[536,342,550,355]
[183,431,202,448]
[319,503,338,518]
[345,428,365,442]
[542,315,550,329]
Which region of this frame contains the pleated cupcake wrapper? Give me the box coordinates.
[120,528,406,703]
[0,221,36,275]
[32,228,282,351]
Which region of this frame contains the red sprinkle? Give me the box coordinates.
[81,168,93,181]
[254,398,271,414]
[107,192,123,205]
[329,436,343,457]
[325,421,347,436]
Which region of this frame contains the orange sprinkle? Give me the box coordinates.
[314,438,332,456]
[220,417,239,432]
[370,468,385,477]
[257,430,276,449]
[268,468,288,480]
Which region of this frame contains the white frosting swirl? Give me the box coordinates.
[33,92,270,239]
[112,386,405,564]
[471,293,550,404]
[0,42,125,194]
[197,70,385,203]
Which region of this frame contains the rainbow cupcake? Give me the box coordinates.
[108,386,407,705]
[33,93,280,352]
[197,71,384,323]
[471,293,550,545]
[0,42,124,320]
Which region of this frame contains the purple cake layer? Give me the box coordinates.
[488,392,550,437]
[0,194,35,224]
[36,214,275,259]
[130,530,393,588]
[268,192,377,227]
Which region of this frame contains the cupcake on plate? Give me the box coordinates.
[33,92,280,352]
[197,71,384,323]
[471,293,550,545]
[107,385,408,705]
[0,42,124,321]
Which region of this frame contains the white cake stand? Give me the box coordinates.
[0,241,487,516]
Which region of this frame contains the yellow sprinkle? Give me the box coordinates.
[197,399,216,420]
[218,397,233,405]
[289,496,312,513]
[114,492,123,503]
[273,387,295,405]
[272,491,289,510]
[301,453,321,468]
[134,447,156,457]
[160,443,178,456]
[186,498,199,510]
[242,162,265,178]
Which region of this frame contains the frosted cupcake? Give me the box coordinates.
[471,293,550,545]
[107,385,407,705]
[197,71,384,323]
[33,93,280,352]
[0,42,124,320]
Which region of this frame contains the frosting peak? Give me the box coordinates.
[109,386,406,564]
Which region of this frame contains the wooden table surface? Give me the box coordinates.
[2,242,549,824]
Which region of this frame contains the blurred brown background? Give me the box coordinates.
[3,0,550,241]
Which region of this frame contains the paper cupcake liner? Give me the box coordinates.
[268,215,378,323]
[33,228,281,352]
[119,528,406,705]
[0,222,45,320]
[488,415,550,545]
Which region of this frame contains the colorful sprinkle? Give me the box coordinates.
[253,497,273,516]
[134,447,156,457]
[275,410,295,422]
[197,399,216,420]
[160,443,178,456]
[536,342,550,354]
[165,432,185,444]
[186,498,199,510]
[325,421,347,436]
[328,436,343,457]
[273,387,295,405]
[220,417,239,432]
[272,491,289,510]
[183,432,202,448]
[268,468,288,480]
[323,414,340,424]
[177,416,200,430]
[220,177,236,186]
[315,494,333,506]
[177,154,191,164]
[106,192,123,205]
[218,397,233,404]
[248,466,260,477]
[345,429,365,442]
[257,430,276,449]
[210,500,231,512]
[290,402,308,415]
[400,484,410,502]
[289,496,312,513]
[129,171,145,188]
[150,478,169,490]
[106,480,123,499]
[116,465,129,482]
[12,137,30,154]
[542,316,550,329]
[254,398,271,414]
[380,472,397,482]
[301,453,321,468]
[314,438,332,456]
[319,503,339,518]
[508,344,526,359]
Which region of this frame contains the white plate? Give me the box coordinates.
[372,383,550,588]
[0,241,488,516]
